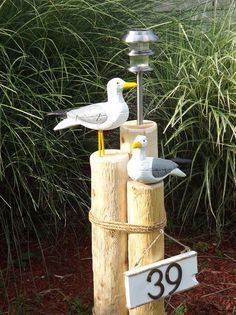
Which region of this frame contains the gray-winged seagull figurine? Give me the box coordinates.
[127,135,186,184]
[47,78,137,157]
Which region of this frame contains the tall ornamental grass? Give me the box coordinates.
[0,0,235,258]
[0,0,176,265]
[0,0,235,307]
[147,6,236,233]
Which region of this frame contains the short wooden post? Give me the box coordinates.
[120,120,158,157]
[90,150,129,315]
[127,181,165,314]
[120,120,165,314]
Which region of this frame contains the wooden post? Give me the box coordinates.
[120,120,158,157]
[90,149,129,315]
[120,120,165,314]
[127,181,165,314]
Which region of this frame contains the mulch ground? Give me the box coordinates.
[0,227,235,315]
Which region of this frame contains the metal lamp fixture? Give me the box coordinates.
[123,29,158,125]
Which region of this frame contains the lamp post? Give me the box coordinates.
[123,29,158,125]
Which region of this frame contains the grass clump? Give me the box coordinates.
[0,0,97,248]
[0,0,180,251]
[148,5,236,233]
[0,1,176,290]
[0,0,235,310]
[0,0,234,257]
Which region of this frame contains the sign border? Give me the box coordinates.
[125,251,198,309]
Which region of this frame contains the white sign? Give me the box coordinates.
[124,251,198,309]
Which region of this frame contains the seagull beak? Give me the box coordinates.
[131,141,142,149]
[123,82,137,90]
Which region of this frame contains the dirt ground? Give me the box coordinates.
[0,226,236,315]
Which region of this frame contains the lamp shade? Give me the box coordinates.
[123,29,158,44]
[123,29,158,73]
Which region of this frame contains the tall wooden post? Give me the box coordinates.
[120,120,165,315]
[90,150,129,315]
[120,120,158,157]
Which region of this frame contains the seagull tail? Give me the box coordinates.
[47,109,67,118]
[54,118,80,131]
[170,157,192,165]
[171,168,186,178]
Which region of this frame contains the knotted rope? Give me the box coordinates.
[89,210,167,234]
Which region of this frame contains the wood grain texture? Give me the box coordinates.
[120,120,158,157]
[90,150,129,315]
[127,180,165,315]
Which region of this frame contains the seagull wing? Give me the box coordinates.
[151,158,178,178]
[67,103,108,125]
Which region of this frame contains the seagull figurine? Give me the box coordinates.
[47,78,137,156]
[127,135,186,184]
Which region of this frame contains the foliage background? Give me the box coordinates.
[0,0,235,262]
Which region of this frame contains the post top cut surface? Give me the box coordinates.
[90,149,129,163]
[127,179,163,190]
[121,120,157,131]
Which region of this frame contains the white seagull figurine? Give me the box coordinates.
[127,135,186,184]
[48,78,137,156]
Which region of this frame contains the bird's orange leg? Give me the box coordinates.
[101,131,105,156]
[98,130,102,157]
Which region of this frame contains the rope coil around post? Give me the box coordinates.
[89,209,191,268]
[89,210,167,234]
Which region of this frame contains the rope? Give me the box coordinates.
[134,230,164,267]
[89,210,191,269]
[89,210,167,234]
[164,231,191,253]
[133,231,191,268]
